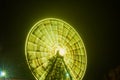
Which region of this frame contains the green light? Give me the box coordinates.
[66,73,69,77]
[25,18,87,80]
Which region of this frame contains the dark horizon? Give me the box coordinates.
[0,0,119,80]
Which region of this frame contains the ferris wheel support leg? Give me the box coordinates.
[62,58,73,80]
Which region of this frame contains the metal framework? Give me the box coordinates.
[25,18,87,80]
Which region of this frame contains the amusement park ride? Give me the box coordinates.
[25,18,87,80]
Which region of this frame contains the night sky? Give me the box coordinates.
[0,0,119,80]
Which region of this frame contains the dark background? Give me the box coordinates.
[0,0,119,80]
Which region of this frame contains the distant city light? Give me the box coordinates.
[0,71,6,77]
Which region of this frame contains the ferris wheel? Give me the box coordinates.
[25,18,87,80]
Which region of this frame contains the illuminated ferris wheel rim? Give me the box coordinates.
[25,18,87,80]
[25,18,87,58]
[26,18,86,48]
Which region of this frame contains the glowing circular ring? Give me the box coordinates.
[25,18,87,80]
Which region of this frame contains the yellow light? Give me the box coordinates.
[25,18,87,80]
[59,48,66,56]
[56,46,66,56]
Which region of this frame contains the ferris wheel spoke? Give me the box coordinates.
[43,25,54,45]
[27,52,54,60]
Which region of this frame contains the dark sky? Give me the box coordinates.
[0,0,119,80]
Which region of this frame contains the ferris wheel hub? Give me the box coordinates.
[55,46,66,56]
